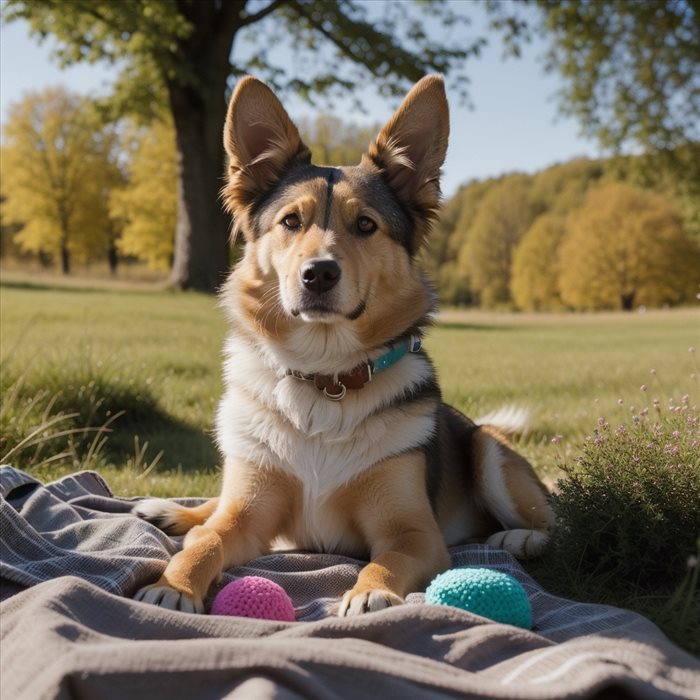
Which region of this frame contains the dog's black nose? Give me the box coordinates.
[300,259,341,294]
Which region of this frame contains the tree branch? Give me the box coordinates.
[286,0,425,82]
[67,0,135,38]
[288,1,369,68]
[238,0,288,28]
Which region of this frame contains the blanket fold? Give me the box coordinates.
[1,466,698,700]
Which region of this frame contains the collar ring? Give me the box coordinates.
[322,383,347,401]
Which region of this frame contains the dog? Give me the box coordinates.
[133,75,554,616]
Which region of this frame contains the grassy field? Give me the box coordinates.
[1,279,225,495]
[1,275,698,653]
[2,275,698,493]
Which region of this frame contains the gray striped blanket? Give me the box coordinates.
[1,465,698,699]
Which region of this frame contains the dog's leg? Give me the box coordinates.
[337,453,450,616]
[475,427,554,559]
[134,460,292,613]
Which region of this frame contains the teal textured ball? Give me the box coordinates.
[425,568,532,629]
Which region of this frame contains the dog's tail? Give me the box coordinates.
[132,497,218,536]
[475,404,530,439]
[472,405,554,558]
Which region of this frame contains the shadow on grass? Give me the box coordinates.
[106,411,219,472]
[3,366,219,472]
[54,381,219,471]
[1,279,114,295]
[1,278,172,297]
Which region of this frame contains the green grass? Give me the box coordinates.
[2,280,698,488]
[1,280,226,494]
[429,308,699,477]
[1,276,698,652]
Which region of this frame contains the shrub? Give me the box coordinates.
[550,393,699,589]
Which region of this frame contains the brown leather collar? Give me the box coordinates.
[286,335,422,400]
[286,364,371,400]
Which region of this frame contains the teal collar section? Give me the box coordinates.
[372,334,422,374]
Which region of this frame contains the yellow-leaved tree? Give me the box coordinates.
[511,214,566,311]
[459,174,535,307]
[299,115,379,167]
[110,117,178,270]
[559,184,700,310]
[428,179,498,306]
[1,88,121,273]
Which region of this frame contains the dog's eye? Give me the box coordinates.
[282,213,302,231]
[356,216,377,236]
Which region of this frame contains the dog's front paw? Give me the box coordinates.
[134,582,204,614]
[338,588,404,617]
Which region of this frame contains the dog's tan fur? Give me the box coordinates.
[133,75,554,616]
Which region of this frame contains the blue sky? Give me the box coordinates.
[0,5,602,197]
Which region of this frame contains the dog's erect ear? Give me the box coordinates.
[223,77,311,220]
[363,75,449,239]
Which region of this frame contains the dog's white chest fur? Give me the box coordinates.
[215,328,435,508]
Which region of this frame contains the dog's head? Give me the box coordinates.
[222,75,449,356]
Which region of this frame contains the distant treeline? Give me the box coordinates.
[1,87,698,311]
[423,150,700,311]
[0,89,381,279]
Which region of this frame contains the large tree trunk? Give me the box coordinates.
[166,2,244,293]
[167,84,230,292]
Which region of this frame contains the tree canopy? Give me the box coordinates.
[4,0,483,291]
[1,88,121,273]
[423,154,698,311]
[110,117,178,270]
[460,174,535,307]
[510,213,566,311]
[298,115,380,168]
[3,0,698,301]
[495,0,700,212]
[558,183,700,311]
[517,0,700,153]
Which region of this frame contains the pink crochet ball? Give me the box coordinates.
[210,576,295,621]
